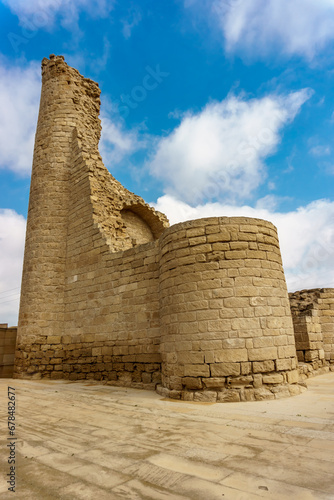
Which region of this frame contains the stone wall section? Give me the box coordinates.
[318,290,334,363]
[289,289,334,378]
[0,325,17,378]
[15,55,167,386]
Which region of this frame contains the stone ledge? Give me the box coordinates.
[156,382,305,403]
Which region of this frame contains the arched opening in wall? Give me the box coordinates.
[121,209,155,246]
[121,203,167,246]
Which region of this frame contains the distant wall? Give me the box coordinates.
[289,289,334,372]
[0,325,17,378]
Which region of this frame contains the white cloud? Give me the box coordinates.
[100,115,147,167]
[188,0,334,60]
[0,57,145,175]
[149,89,312,204]
[121,7,142,39]
[0,210,26,327]
[3,0,114,30]
[0,60,40,176]
[153,195,334,292]
[310,145,331,157]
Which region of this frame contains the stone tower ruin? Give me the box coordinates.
[14,55,333,402]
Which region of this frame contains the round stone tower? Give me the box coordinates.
[158,217,301,402]
[15,55,102,376]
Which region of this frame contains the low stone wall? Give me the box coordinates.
[289,289,334,382]
[0,325,17,378]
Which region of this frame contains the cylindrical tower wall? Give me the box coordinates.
[15,55,101,376]
[158,217,301,402]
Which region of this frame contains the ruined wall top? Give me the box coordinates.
[289,289,325,315]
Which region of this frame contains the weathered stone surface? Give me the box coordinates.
[211,363,241,377]
[262,374,284,384]
[253,360,275,373]
[248,348,278,362]
[217,389,241,402]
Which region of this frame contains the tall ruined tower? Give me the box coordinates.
[17,55,88,349]
[15,55,168,377]
[15,55,308,402]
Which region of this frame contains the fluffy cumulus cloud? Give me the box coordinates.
[187,0,334,60]
[3,0,114,30]
[149,89,312,204]
[0,60,40,175]
[153,195,334,292]
[100,115,147,167]
[0,59,144,175]
[0,210,26,327]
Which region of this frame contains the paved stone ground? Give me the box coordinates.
[1,374,334,499]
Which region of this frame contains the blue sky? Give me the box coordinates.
[0,0,334,325]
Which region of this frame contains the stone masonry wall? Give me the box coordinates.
[15,55,167,388]
[0,325,17,378]
[158,217,300,402]
[318,290,334,363]
[13,55,334,402]
[289,289,334,372]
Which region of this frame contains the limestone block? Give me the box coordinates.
[227,375,253,387]
[204,352,215,363]
[184,364,210,377]
[231,317,260,330]
[252,360,275,373]
[241,361,252,374]
[262,373,284,384]
[193,391,217,402]
[278,346,297,359]
[254,388,275,400]
[211,362,240,377]
[202,377,226,388]
[275,358,292,371]
[248,347,278,361]
[182,377,203,389]
[253,337,274,348]
[177,352,205,364]
[214,349,248,363]
[286,369,299,384]
[217,390,240,402]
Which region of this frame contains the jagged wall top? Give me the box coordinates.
[39,54,169,251]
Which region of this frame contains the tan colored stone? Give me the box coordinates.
[184,364,210,377]
[286,369,299,384]
[202,377,226,388]
[214,349,248,363]
[252,360,275,373]
[211,363,240,377]
[262,373,284,384]
[248,347,278,362]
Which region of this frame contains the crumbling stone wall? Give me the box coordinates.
[289,289,334,372]
[13,55,332,402]
[0,325,17,378]
[15,55,167,388]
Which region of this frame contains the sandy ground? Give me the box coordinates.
[0,373,334,499]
